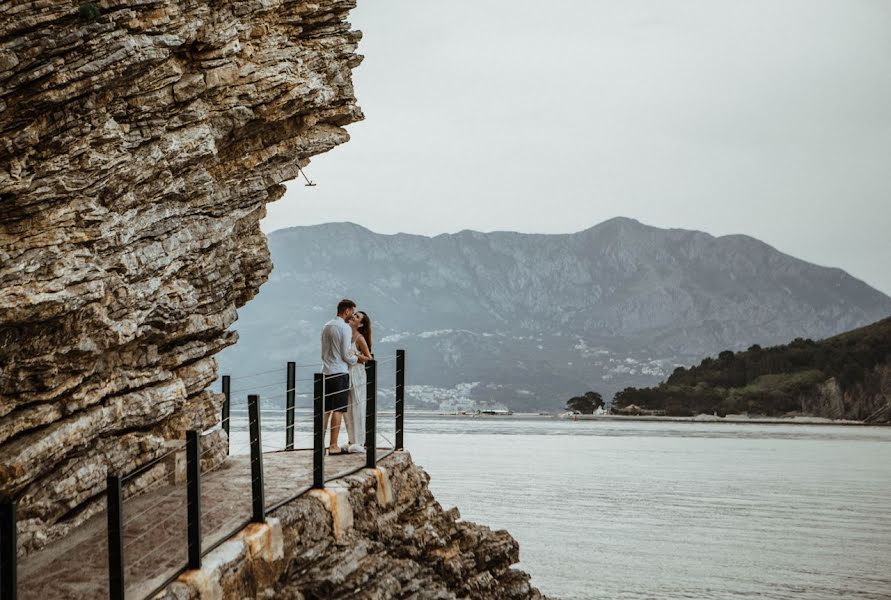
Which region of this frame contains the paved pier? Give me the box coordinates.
[18,451,374,599]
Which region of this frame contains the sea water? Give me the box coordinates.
[406,417,891,600]
[230,413,891,599]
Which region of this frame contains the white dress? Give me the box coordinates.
[347,340,366,445]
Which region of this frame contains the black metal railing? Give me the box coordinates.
[365,359,377,468]
[2,350,408,600]
[396,349,405,450]
[106,476,124,600]
[313,372,325,489]
[248,394,265,524]
[285,362,296,451]
[0,350,405,600]
[186,431,201,570]
[1,499,17,600]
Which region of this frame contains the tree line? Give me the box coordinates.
[612,316,891,417]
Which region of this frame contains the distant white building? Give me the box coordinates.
[439,397,477,413]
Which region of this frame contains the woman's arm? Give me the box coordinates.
[356,335,372,362]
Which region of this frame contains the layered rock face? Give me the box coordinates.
[276,462,545,599]
[802,361,891,423]
[157,453,547,600]
[0,0,362,549]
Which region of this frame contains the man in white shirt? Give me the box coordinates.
[320,298,359,453]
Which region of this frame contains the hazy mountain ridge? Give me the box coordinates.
[218,218,891,410]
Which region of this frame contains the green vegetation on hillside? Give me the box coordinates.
[613,316,891,416]
[565,391,604,414]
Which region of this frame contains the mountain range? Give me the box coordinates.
[217,217,891,411]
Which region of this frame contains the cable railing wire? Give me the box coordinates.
[122,442,187,485]
[256,407,294,414]
[230,377,319,395]
[123,508,184,552]
[227,393,312,406]
[199,443,223,461]
[122,480,185,528]
[125,534,183,574]
[121,433,221,527]
[120,463,185,513]
[201,504,242,521]
[230,380,285,394]
[225,367,283,380]
[223,362,325,382]
[201,503,249,527]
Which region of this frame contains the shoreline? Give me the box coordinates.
[419,412,879,426]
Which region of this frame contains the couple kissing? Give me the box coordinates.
[319,298,372,455]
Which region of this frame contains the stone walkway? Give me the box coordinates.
[18,450,375,599]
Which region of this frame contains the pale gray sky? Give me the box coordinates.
[263,0,891,296]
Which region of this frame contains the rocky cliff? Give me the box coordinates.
[0,0,363,549]
[157,453,546,599]
[802,362,891,423]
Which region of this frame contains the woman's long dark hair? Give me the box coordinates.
[356,311,372,353]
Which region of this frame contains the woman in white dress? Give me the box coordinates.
[345,311,373,453]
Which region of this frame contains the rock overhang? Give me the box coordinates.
[0,0,364,552]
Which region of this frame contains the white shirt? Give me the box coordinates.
[320,316,358,374]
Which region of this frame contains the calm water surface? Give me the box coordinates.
[403,416,891,600]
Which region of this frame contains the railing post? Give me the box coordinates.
[313,374,324,489]
[365,360,377,468]
[106,476,125,600]
[248,394,265,523]
[396,350,405,450]
[285,362,296,450]
[1,499,17,600]
[186,430,201,570]
[221,375,230,455]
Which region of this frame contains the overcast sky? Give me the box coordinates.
[262,0,891,296]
